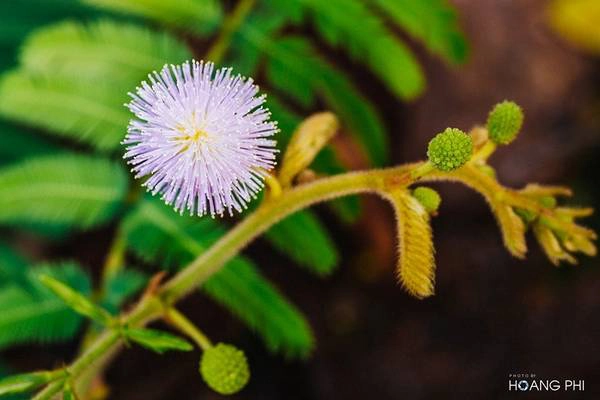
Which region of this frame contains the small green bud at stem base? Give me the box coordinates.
[200,343,250,395]
[412,187,441,214]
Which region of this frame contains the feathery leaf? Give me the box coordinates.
[38,274,113,325]
[370,0,468,64]
[0,154,128,229]
[0,71,130,151]
[0,262,91,349]
[286,0,425,99]
[241,30,388,165]
[123,199,315,357]
[20,20,191,85]
[81,0,222,35]
[387,189,436,298]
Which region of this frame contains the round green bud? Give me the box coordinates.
[412,186,441,214]
[200,343,250,395]
[427,128,473,171]
[486,101,524,145]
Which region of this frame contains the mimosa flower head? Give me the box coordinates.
[123,60,278,217]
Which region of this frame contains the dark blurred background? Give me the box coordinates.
[2,0,600,399]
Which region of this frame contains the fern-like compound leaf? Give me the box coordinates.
[387,189,436,298]
[123,199,315,357]
[0,71,130,151]
[0,155,127,229]
[0,262,91,349]
[241,30,388,166]
[81,0,223,35]
[286,0,425,99]
[20,20,191,85]
[371,0,468,64]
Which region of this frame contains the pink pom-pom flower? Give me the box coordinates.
[123,60,278,217]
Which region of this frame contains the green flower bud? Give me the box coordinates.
[486,101,524,145]
[200,343,250,395]
[412,187,441,214]
[427,128,473,171]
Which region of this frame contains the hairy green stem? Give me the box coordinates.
[205,0,256,63]
[32,165,403,400]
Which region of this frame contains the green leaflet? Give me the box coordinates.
[0,371,59,397]
[0,362,28,400]
[0,154,128,229]
[371,0,468,64]
[284,0,425,100]
[0,262,91,349]
[38,275,113,325]
[125,328,193,354]
[0,71,130,151]
[265,210,338,276]
[123,199,314,357]
[81,0,223,35]
[20,19,192,85]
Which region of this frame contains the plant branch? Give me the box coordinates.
[33,157,589,399]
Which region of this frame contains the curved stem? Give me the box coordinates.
[32,165,407,400]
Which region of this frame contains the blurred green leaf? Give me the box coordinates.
[283,0,425,99]
[371,0,468,64]
[0,154,128,229]
[203,257,314,358]
[123,199,315,357]
[0,371,58,397]
[241,29,388,166]
[125,327,193,354]
[0,71,130,151]
[265,210,338,275]
[38,274,113,325]
[0,262,91,349]
[0,0,102,71]
[81,0,222,35]
[20,19,191,85]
